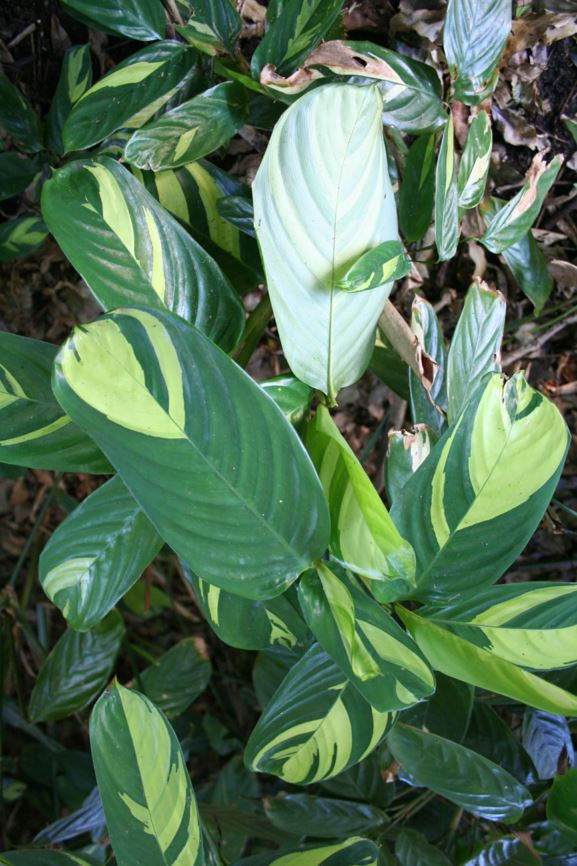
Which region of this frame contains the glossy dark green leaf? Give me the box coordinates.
[444,0,512,104]
[399,134,436,242]
[42,158,244,351]
[217,195,256,238]
[464,837,540,866]
[463,704,536,785]
[320,752,393,806]
[260,376,313,426]
[0,332,109,473]
[124,82,248,171]
[62,42,195,151]
[446,279,506,423]
[435,116,459,261]
[481,154,562,253]
[0,153,44,201]
[245,643,396,785]
[0,74,42,152]
[523,711,574,781]
[404,672,473,743]
[0,852,95,866]
[386,426,433,506]
[395,829,452,866]
[388,722,532,822]
[265,794,386,839]
[233,837,380,866]
[61,0,166,41]
[91,683,204,866]
[336,241,411,293]
[179,0,242,56]
[45,45,93,154]
[458,110,492,209]
[370,340,410,401]
[0,216,48,262]
[251,0,345,78]
[481,197,553,313]
[252,645,303,708]
[547,770,577,843]
[140,638,211,718]
[408,296,447,437]
[53,307,329,600]
[28,611,124,722]
[39,476,163,631]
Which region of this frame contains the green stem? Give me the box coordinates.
[233,294,273,369]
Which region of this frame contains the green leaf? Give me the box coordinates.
[435,116,459,261]
[386,426,433,506]
[399,608,577,716]
[321,752,393,805]
[0,332,109,473]
[217,194,256,237]
[253,82,398,401]
[179,0,242,56]
[547,769,577,843]
[46,45,93,154]
[446,279,506,423]
[395,829,452,866]
[265,793,386,838]
[444,0,512,104]
[0,153,45,202]
[523,710,574,781]
[186,566,310,650]
[463,703,536,785]
[0,74,42,152]
[336,241,412,293]
[297,564,434,712]
[399,134,436,242]
[464,837,541,866]
[245,643,396,784]
[234,837,380,866]
[0,215,48,262]
[305,406,415,595]
[481,197,553,313]
[41,158,244,351]
[63,42,195,151]
[422,582,577,670]
[387,722,532,822]
[28,611,124,722]
[370,339,410,402]
[253,646,303,708]
[480,154,562,253]
[39,475,163,631]
[252,0,344,79]
[124,82,248,171]
[392,373,569,599]
[458,110,492,209]
[53,307,329,600]
[140,638,212,718]
[91,682,204,866]
[404,672,473,743]
[408,296,447,437]
[61,0,166,41]
[260,376,313,426]
[0,852,96,866]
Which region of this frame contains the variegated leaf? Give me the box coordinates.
[253,82,398,401]
[386,426,433,506]
[178,0,242,56]
[0,215,48,262]
[0,851,96,866]
[42,158,244,351]
[63,42,196,151]
[297,564,435,711]
[61,0,166,41]
[260,376,313,426]
[124,82,248,171]
[408,296,447,437]
[46,44,93,154]
[235,837,380,866]
[336,241,412,293]
[458,110,492,209]
[305,405,415,599]
[53,307,329,600]
[245,643,396,784]
[0,332,109,473]
[392,373,569,600]
[40,475,163,631]
[434,116,459,261]
[0,73,42,152]
[91,683,204,866]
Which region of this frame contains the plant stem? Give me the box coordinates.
[233,294,273,369]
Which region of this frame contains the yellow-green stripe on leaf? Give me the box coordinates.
[41,157,244,352]
[245,643,395,784]
[260,837,379,866]
[90,683,203,866]
[458,110,492,209]
[61,0,166,42]
[62,42,196,151]
[45,44,93,154]
[297,564,434,711]
[305,405,415,599]
[392,372,569,600]
[434,115,459,261]
[336,240,411,293]
[386,425,433,506]
[0,215,48,262]
[53,307,329,600]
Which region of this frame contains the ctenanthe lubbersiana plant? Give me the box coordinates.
[1,1,575,864]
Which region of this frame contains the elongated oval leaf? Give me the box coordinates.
[0,216,48,262]
[523,710,574,780]
[547,769,577,843]
[458,110,492,209]
[305,406,415,596]
[336,241,411,293]
[0,852,95,866]
[124,82,248,171]
[464,837,540,866]
[140,638,212,718]
[40,475,163,631]
[0,152,45,202]
[400,608,577,716]
[53,307,329,600]
[388,722,532,822]
[446,279,506,423]
[435,116,459,261]
[61,0,165,42]
[63,42,195,151]
[254,82,398,401]
[408,296,447,437]
[245,643,395,784]
[42,158,244,351]
[392,373,569,599]
[28,611,125,722]
[46,45,93,154]
[235,837,380,866]
[0,332,109,473]
[386,426,433,506]
[395,829,452,866]
[91,682,203,866]
[0,74,42,152]
[399,134,436,242]
[265,793,386,839]
[297,564,434,712]
[179,0,242,56]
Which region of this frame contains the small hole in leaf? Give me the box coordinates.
[352,56,368,68]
